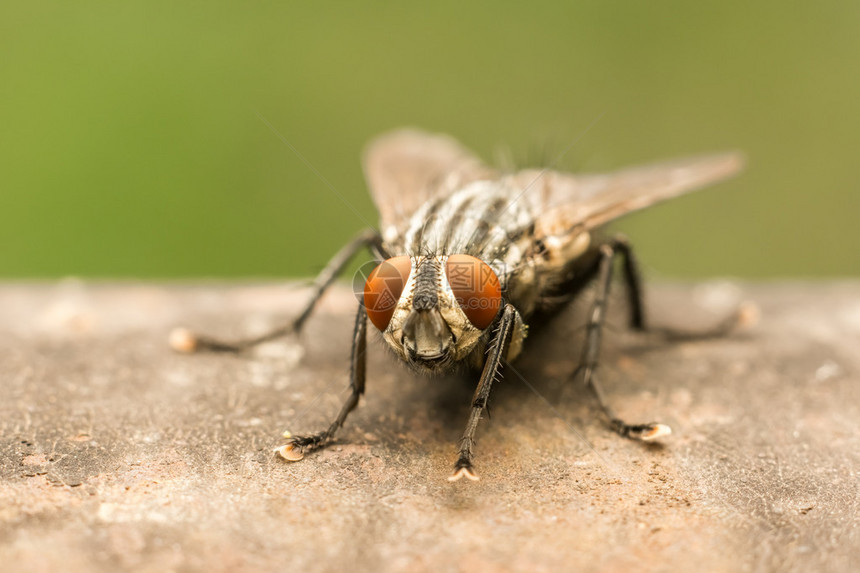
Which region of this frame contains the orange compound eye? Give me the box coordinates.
[445,254,502,330]
[364,256,412,331]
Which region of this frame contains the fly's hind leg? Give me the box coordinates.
[276,303,368,461]
[575,235,752,440]
[614,234,755,341]
[169,229,386,354]
[574,237,671,441]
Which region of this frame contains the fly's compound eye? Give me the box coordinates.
[445,254,502,330]
[364,256,412,331]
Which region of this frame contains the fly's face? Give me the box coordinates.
[363,254,503,372]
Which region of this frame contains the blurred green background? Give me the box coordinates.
[2,2,857,279]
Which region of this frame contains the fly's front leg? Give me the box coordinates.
[449,304,519,482]
[576,238,671,442]
[170,229,386,354]
[276,304,368,461]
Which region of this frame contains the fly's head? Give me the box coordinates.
[363,254,503,373]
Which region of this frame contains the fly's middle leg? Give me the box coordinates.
[169,229,386,354]
[574,237,671,441]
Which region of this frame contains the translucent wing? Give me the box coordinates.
[364,129,743,246]
[508,153,744,238]
[362,129,497,234]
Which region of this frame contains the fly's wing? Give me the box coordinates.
[363,129,497,240]
[509,153,744,240]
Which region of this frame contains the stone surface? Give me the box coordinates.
[1,280,859,573]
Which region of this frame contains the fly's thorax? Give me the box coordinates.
[399,179,536,261]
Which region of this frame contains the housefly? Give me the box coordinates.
[170,129,744,481]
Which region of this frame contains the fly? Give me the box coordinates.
[170,129,744,481]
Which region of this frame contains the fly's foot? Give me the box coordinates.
[168,327,249,354]
[169,325,298,354]
[274,431,332,463]
[651,301,760,342]
[735,301,760,330]
[169,328,202,353]
[612,419,672,441]
[274,443,305,461]
[448,458,480,482]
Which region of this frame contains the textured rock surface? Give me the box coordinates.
[1,281,858,573]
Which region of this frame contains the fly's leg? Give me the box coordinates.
[450,304,519,482]
[556,234,645,332]
[615,234,754,340]
[276,304,368,461]
[575,239,671,441]
[170,229,386,354]
[614,235,645,331]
